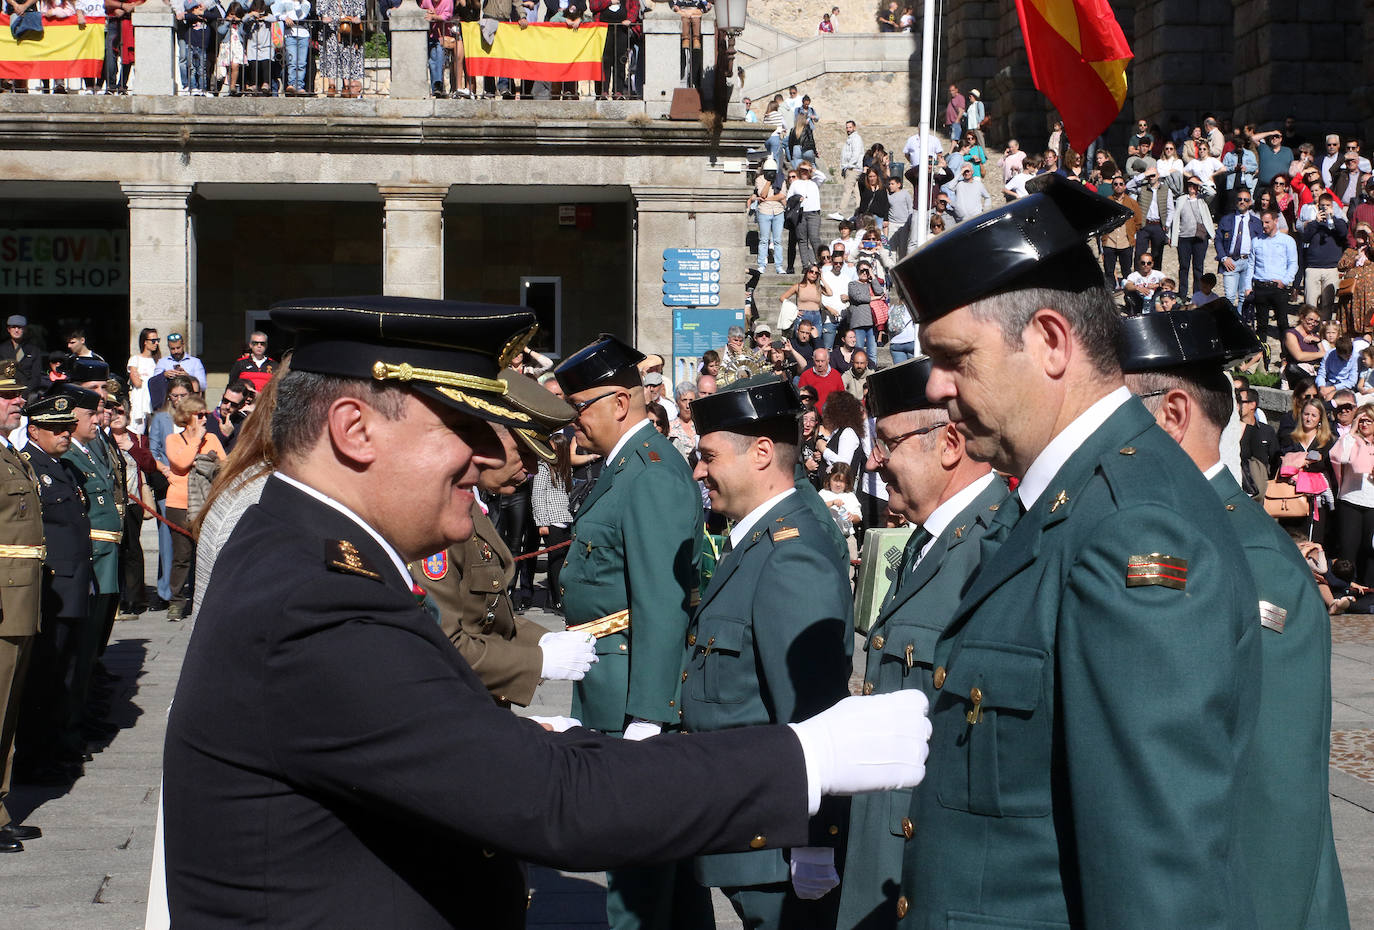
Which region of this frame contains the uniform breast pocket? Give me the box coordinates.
[688,616,751,705]
[936,643,1050,818]
[879,624,942,686]
[565,521,619,586]
[4,478,32,519]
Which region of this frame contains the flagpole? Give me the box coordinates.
[914,0,936,248]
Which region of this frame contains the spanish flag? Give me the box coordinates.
[461,21,608,83]
[0,14,105,80]
[1014,0,1131,154]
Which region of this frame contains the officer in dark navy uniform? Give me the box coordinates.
[161,296,935,930]
[835,358,1008,930]
[891,176,1261,929]
[15,393,94,787]
[1120,304,1350,930]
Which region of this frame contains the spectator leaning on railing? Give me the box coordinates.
[271,0,312,95]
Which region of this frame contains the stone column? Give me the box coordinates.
[131,5,176,97]
[380,185,448,299]
[388,1,430,99]
[122,183,194,358]
[631,186,748,361]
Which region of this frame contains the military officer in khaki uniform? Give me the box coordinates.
[1120,304,1349,930]
[682,375,852,930]
[892,176,1261,929]
[411,367,595,707]
[835,357,1007,930]
[0,361,44,852]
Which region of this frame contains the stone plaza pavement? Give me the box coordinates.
[1,535,1371,928]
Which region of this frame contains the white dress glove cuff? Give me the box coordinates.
[623,718,663,741]
[787,722,825,816]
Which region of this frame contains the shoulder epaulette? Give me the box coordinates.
[325,539,383,581]
[772,524,800,542]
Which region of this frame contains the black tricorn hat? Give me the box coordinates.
[889,174,1132,324]
[51,382,102,411]
[500,367,575,463]
[692,373,803,436]
[64,356,110,383]
[554,335,646,396]
[269,296,540,430]
[866,356,942,419]
[1117,309,1227,373]
[1199,298,1262,363]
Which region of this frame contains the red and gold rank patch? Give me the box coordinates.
[1125,553,1188,590]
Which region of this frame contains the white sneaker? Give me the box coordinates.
[828,212,845,222]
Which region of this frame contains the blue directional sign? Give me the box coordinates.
[663,248,723,306]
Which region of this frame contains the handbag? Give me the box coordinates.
[777,298,799,332]
[1263,479,1310,520]
[783,194,803,231]
[9,7,43,40]
[869,286,890,329]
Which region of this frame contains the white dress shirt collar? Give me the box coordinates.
[1018,387,1132,510]
[605,418,653,466]
[1203,460,1226,480]
[729,488,796,549]
[273,471,412,587]
[918,471,997,564]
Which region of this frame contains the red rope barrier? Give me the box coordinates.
[511,539,572,563]
[130,496,197,539]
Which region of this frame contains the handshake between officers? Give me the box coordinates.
[160,296,935,930]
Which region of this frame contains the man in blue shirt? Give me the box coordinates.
[152,332,207,393]
[1249,210,1297,341]
[1317,334,1359,401]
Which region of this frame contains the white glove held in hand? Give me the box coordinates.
[622,718,663,741]
[789,847,839,899]
[788,691,932,814]
[538,631,597,681]
[529,715,582,732]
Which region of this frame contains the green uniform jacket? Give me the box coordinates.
[899,398,1261,930]
[794,463,850,564]
[563,423,703,734]
[409,501,546,708]
[65,439,120,595]
[681,490,853,889]
[1210,469,1350,930]
[837,475,1008,930]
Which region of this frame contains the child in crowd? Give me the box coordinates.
[185,1,214,95]
[820,463,861,536]
[1192,272,1220,308]
[817,12,832,32]
[216,2,248,95]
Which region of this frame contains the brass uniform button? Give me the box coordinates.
[1226,504,1235,511]
[1119,446,1136,455]
[896,895,909,918]
[970,686,983,703]
[682,671,688,682]
[933,667,946,689]
[828,824,839,836]
[872,634,885,650]
[687,633,697,646]
[901,817,913,839]
[862,681,874,695]
[749,834,767,849]
[618,643,627,651]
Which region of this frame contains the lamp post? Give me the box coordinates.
[713,0,746,118]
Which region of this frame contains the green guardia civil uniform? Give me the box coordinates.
[836,474,1008,930]
[680,489,852,928]
[897,397,1262,930]
[562,421,703,734]
[1210,468,1350,930]
[64,438,120,596]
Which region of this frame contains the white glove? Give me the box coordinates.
[622,718,663,741]
[788,691,932,814]
[538,630,597,681]
[529,715,582,733]
[789,847,839,899]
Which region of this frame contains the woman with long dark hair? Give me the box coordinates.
[532,432,575,613]
[127,326,160,434]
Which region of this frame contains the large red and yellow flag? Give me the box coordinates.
[461,22,608,83]
[1014,0,1131,153]
[0,14,105,80]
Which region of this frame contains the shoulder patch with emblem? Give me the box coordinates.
[1125,553,1187,590]
[773,526,800,541]
[648,451,661,463]
[1258,600,1287,633]
[421,551,448,581]
[326,539,383,581]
